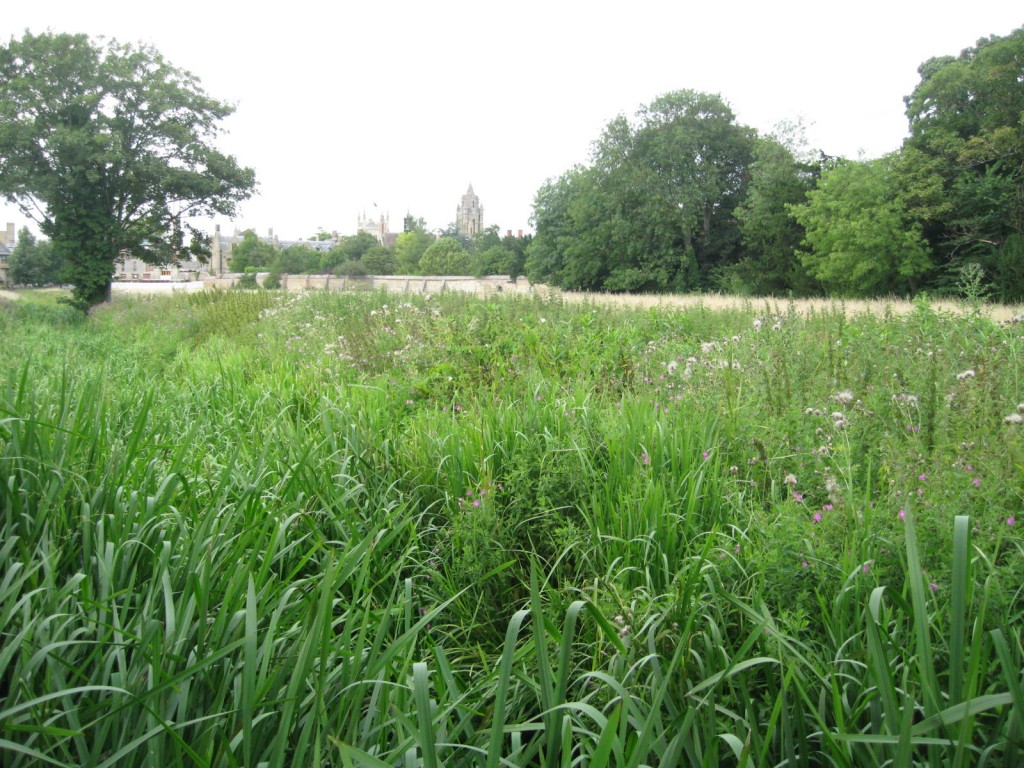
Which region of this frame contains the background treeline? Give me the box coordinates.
[527,27,1024,300]
[5,227,64,286]
[227,220,532,282]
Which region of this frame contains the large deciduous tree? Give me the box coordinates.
[790,157,932,296]
[527,90,756,292]
[900,27,1024,298]
[0,31,255,308]
[730,128,818,295]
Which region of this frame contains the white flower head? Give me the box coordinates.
[957,369,976,381]
[833,390,854,405]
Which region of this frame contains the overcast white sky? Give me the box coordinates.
[3,1,1022,241]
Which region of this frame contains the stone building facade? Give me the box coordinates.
[456,184,483,238]
[0,223,13,286]
[208,225,337,275]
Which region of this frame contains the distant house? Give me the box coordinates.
[209,225,339,275]
[0,223,14,286]
[113,252,206,281]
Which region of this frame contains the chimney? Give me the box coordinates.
[517,229,523,239]
[506,230,512,238]
[2,222,13,247]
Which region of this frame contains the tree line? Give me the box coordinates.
[525,27,1024,301]
[226,222,531,285]
[1,27,1021,306]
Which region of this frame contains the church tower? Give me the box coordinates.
[456,184,484,238]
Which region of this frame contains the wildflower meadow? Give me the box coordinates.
[1,288,1022,766]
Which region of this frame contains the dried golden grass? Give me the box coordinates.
[558,290,1024,323]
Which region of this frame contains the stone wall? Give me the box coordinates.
[201,274,539,297]
[111,280,206,296]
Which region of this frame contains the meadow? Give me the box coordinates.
[1,288,1022,767]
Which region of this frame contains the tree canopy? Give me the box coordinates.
[900,27,1024,298]
[0,31,255,308]
[527,90,757,292]
[8,227,63,286]
[789,157,932,296]
[525,26,1024,299]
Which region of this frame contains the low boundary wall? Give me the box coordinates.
[202,274,539,296]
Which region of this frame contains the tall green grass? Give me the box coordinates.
[1,290,1022,765]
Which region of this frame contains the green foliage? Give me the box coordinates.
[900,27,1024,299]
[730,133,817,295]
[790,157,933,295]
[528,90,757,293]
[228,229,277,272]
[321,232,379,271]
[394,227,436,273]
[0,32,255,309]
[334,258,367,277]
[474,244,515,276]
[2,290,1024,765]
[3,268,1024,764]
[274,244,322,274]
[236,269,258,289]
[7,227,63,286]
[419,237,472,275]
[360,245,396,274]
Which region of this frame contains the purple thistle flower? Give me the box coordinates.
[813,512,822,523]
[972,477,982,488]
[1008,516,1016,527]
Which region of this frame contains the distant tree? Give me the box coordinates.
[789,157,932,296]
[471,225,502,254]
[334,259,367,277]
[361,245,397,274]
[528,90,756,292]
[526,167,594,288]
[394,227,435,273]
[274,244,321,274]
[474,245,516,277]
[500,232,530,280]
[729,133,818,295]
[321,232,378,271]
[228,230,276,272]
[8,227,63,285]
[0,32,255,308]
[419,237,472,275]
